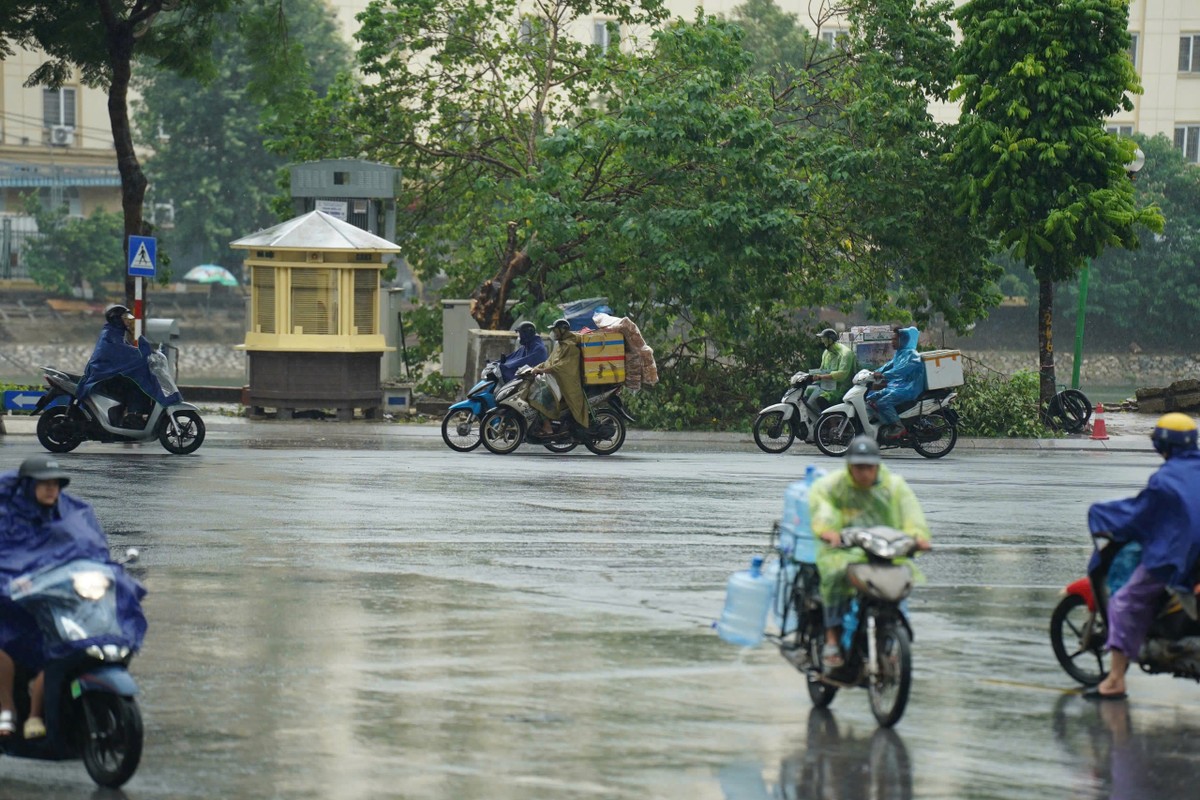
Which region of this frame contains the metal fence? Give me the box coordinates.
[0,221,37,280]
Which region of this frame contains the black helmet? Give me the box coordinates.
[549,318,571,332]
[18,454,71,487]
[105,304,132,325]
[817,328,838,344]
[845,435,881,465]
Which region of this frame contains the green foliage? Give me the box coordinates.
[20,196,125,295]
[135,0,352,272]
[955,368,1053,438]
[398,304,444,378]
[414,372,462,401]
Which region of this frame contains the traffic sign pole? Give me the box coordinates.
[134,276,143,339]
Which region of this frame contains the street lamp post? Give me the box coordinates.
[1071,146,1145,390]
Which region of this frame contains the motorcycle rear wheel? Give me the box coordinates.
[480,408,525,455]
[753,410,795,454]
[584,410,626,455]
[911,411,958,459]
[867,623,912,728]
[159,410,205,455]
[36,407,83,453]
[81,693,143,788]
[814,412,856,457]
[543,441,578,453]
[1049,593,1107,686]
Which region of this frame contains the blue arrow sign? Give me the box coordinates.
[128,235,157,277]
[4,390,47,410]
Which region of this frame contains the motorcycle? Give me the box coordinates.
[31,350,206,455]
[752,371,827,453]
[0,552,144,788]
[479,367,632,456]
[1050,535,1200,688]
[813,369,958,459]
[770,525,921,727]
[442,361,579,454]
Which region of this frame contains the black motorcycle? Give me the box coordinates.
[770,526,920,727]
[0,555,144,788]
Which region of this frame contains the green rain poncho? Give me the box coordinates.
[529,332,590,427]
[817,341,858,403]
[808,463,930,610]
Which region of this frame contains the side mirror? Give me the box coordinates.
[122,547,140,565]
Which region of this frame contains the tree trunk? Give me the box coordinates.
[105,23,149,310]
[470,221,532,330]
[1037,276,1056,410]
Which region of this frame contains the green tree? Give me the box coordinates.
[134,0,352,274]
[0,1,236,306]
[947,0,1163,408]
[20,197,125,295]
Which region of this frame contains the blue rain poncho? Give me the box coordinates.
[871,327,925,405]
[499,335,548,383]
[0,471,148,668]
[78,320,181,406]
[1087,449,1200,593]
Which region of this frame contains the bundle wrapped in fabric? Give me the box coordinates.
[640,345,658,385]
[624,346,644,392]
[593,311,660,390]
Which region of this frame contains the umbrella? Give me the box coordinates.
[182,264,239,287]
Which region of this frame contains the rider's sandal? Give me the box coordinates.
[0,710,15,737]
[821,643,844,669]
[23,716,46,739]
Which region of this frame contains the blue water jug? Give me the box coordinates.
[779,465,825,563]
[717,556,773,647]
[765,557,799,633]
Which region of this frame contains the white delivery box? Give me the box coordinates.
[921,349,964,390]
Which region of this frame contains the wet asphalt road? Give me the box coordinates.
[1,427,1198,799]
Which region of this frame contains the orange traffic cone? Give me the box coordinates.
[1090,403,1109,441]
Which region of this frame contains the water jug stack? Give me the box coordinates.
[779,464,824,564]
[717,556,773,647]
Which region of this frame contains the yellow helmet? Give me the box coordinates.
[1151,413,1198,456]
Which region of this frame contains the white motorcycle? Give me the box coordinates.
[813,369,958,459]
[752,370,829,453]
[31,351,206,455]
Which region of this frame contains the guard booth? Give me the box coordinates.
[231,210,401,420]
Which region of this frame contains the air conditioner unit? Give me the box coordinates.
[49,125,73,147]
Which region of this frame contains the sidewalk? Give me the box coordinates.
[0,407,1155,452]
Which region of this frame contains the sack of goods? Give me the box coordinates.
[592,311,660,391]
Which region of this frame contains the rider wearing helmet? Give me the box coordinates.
[78,304,179,428]
[498,321,548,383]
[529,319,589,436]
[808,436,931,670]
[806,328,858,410]
[868,326,925,440]
[0,456,147,740]
[1085,413,1200,700]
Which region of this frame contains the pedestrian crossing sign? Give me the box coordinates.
[128,235,156,277]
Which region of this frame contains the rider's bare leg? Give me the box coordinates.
[1096,649,1129,697]
[0,650,15,719]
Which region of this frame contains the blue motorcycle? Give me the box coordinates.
[441,362,578,453]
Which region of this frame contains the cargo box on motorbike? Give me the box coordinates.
[921,349,964,390]
[580,331,625,385]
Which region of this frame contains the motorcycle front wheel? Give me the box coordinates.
[480,408,525,455]
[814,412,856,458]
[36,407,83,453]
[441,409,482,452]
[868,622,912,728]
[80,693,143,788]
[911,411,958,459]
[806,627,839,708]
[159,410,205,455]
[753,410,795,454]
[1049,593,1107,686]
[584,410,626,455]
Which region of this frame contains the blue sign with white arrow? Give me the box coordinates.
[4,389,48,411]
[128,235,157,277]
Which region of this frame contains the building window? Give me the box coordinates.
[42,88,77,127]
[820,29,850,49]
[519,16,545,45]
[353,270,378,334]
[1128,32,1139,69]
[1180,34,1200,73]
[290,268,338,335]
[1175,125,1200,163]
[333,171,350,186]
[253,269,276,334]
[593,19,617,51]
[1107,125,1133,137]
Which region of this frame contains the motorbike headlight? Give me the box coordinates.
[86,645,105,660]
[72,571,111,601]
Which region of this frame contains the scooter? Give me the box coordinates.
[771,526,922,727]
[752,371,826,453]
[0,553,144,788]
[31,351,205,455]
[441,361,503,452]
[813,369,959,459]
[479,367,632,456]
[1050,535,1200,687]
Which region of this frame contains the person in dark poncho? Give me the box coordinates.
[0,456,147,740]
[498,321,548,383]
[78,304,180,427]
[1085,413,1200,700]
